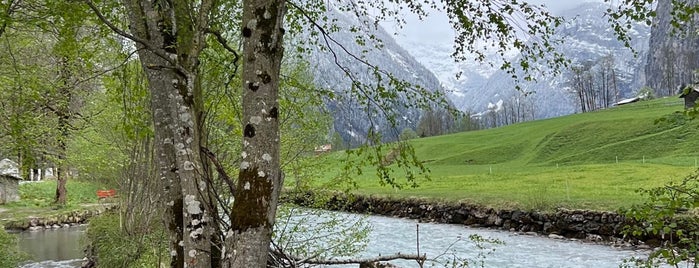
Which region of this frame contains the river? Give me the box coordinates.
[15,226,85,268]
[15,212,648,267]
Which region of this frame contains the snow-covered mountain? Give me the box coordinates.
[301,1,651,144]
[302,9,447,146]
[395,2,650,119]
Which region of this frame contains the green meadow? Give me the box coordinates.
[310,97,699,211]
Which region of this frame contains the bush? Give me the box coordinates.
[399,128,419,141]
[0,228,27,268]
[622,170,699,266]
[86,212,169,267]
[636,86,655,100]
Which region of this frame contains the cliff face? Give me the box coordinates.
[645,0,699,96]
[304,9,447,146]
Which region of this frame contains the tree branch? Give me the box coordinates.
[201,146,236,195]
[82,0,177,68]
[0,0,18,39]
[299,253,425,265]
[205,28,241,75]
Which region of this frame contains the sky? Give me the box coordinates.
[376,0,611,92]
[528,0,604,14]
[384,0,606,50]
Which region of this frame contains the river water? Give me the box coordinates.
[15,226,85,268]
[360,215,646,268]
[15,212,648,267]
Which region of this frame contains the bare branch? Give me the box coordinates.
[206,28,240,75]
[287,0,444,140]
[201,146,236,195]
[298,252,426,265]
[82,0,177,68]
[71,49,140,88]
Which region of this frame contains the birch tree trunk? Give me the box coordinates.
[222,0,286,266]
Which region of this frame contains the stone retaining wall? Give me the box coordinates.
[3,204,117,231]
[283,192,633,243]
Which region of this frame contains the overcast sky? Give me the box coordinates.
[384,0,607,47]
[527,0,604,14]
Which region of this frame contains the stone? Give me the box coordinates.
[548,234,565,240]
[586,234,603,242]
[0,159,21,179]
[0,158,22,204]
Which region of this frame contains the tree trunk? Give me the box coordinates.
[222,0,286,267]
[54,55,72,206]
[121,1,212,267]
[55,161,68,204]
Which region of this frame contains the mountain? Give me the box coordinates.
[303,9,447,146]
[394,2,650,119]
[645,0,699,96]
[465,2,649,118]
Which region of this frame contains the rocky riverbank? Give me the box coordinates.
[282,192,649,246]
[2,203,117,231]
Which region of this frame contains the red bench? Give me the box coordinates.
[96,189,116,199]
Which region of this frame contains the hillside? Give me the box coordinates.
[414,97,698,166]
[314,97,699,210]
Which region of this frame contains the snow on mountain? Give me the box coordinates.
[392,2,650,118]
[302,9,447,145]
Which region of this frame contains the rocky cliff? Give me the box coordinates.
[302,9,447,146]
[645,0,699,96]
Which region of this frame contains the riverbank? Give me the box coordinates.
[0,180,116,231]
[282,191,654,248]
[1,203,117,231]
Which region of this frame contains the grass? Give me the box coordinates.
[7,180,102,208]
[0,180,104,226]
[302,97,699,211]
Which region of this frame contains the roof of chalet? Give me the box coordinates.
[0,158,22,180]
[614,97,640,106]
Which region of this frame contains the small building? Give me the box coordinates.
[613,97,641,106]
[314,144,332,155]
[679,84,699,109]
[0,158,22,204]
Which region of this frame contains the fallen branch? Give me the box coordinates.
[298,253,425,266]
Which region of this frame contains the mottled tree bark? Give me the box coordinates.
[222,0,286,267]
[120,1,213,267]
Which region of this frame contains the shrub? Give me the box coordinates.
[399,128,419,141]
[0,228,28,268]
[636,86,655,100]
[622,170,699,266]
[86,212,169,267]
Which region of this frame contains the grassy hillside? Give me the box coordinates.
[309,97,699,211]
